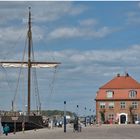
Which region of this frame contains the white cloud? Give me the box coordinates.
[68,45,140,64]
[0,2,87,24]
[30,44,140,80]
[34,44,140,65]
[0,26,26,43]
[126,3,140,25]
[48,26,115,40]
[48,27,81,39]
[79,19,98,26]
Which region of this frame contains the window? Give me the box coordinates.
[108,102,114,109]
[100,102,105,109]
[129,90,137,98]
[132,101,138,109]
[133,114,138,121]
[106,91,114,98]
[108,113,114,121]
[120,101,126,109]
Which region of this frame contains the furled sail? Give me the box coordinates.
[0,61,60,68]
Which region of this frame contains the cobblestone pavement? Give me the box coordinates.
[1,124,140,139]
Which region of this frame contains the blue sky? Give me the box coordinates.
[0,1,140,116]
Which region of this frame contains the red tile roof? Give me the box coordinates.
[100,74,140,89]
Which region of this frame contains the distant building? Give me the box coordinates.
[95,73,140,124]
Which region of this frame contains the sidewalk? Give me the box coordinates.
[1,124,140,139]
[0,127,64,139]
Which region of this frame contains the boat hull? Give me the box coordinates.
[1,115,45,132]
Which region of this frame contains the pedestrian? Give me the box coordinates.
[3,124,10,136]
[73,117,78,132]
[0,118,3,135]
[0,124,3,135]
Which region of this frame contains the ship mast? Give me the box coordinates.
[28,7,32,115]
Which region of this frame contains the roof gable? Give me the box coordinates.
[100,74,140,89]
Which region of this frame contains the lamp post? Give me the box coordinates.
[89,109,91,125]
[77,105,79,117]
[64,101,66,133]
[93,109,95,124]
[84,107,87,127]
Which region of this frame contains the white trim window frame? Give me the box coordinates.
[132,101,138,109]
[129,90,137,98]
[108,102,114,109]
[100,102,106,109]
[106,90,114,98]
[108,113,114,121]
[120,101,126,109]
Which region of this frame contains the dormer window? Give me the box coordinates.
[129,90,137,98]
[106,90,114,98]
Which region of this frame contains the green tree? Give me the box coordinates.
[99,110,105,123]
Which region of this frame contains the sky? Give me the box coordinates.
[0,1,140,116]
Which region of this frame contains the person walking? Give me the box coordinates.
[3,124,10,136]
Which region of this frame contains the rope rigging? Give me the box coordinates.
[46,65,59,108]
[0,65,13,92]
[12,36,28,111]
[31,39,41,114]
[0,32,28,112]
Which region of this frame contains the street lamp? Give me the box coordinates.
[89,109,91,125]
[77,105,79,117]
[84,107,87,127]
[64,101,66,133]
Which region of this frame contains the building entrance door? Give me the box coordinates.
[120,115,126,124]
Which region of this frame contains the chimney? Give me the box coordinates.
[117,73,120,77]
[125,72,129,77]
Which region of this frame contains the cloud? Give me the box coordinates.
[1,44,139,89]
[47,26,116,40]
[126,2,140,24]
[0,26,26,43]
[48,27,82,39]
[31,44,140,80]
[126,2,140,25]
[0,1,87,24]
[126,12,140,24]
[0,25,44,44]
[79,19,98,26]
[67,45,140,66]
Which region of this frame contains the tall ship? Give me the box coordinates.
[0,7,61,132]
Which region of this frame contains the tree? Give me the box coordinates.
[99,109,105,123]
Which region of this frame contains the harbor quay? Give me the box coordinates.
[1,124,140,139]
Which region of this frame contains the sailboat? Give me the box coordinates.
[0,7,61,132]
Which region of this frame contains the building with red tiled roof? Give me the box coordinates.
[95,73,140,124]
